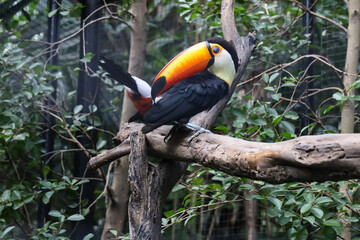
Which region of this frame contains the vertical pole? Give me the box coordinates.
[300,0,315,135]
[72,0,102,238]
[38,0,61,228]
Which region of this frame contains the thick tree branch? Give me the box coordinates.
[89,122,360,184]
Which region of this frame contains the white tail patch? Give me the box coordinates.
[132,76,151,98]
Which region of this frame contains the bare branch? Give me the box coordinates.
[89,122,360,184]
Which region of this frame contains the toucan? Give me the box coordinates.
[100,37,239,134]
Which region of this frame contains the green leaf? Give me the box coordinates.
[60,10,69,16]
[272,115,282,125]
[68,90,77,98]
[80,52,95,63]
[284,111,299,120]
[303,193,315,204]
[264,86,275,92]
[284,211,296,217]
[1,226,15,238]
[164,210,174,218]
[88,104,98,113]
[278,216,291,226]
[247,117,267,126]
[172,184,185,192]
[2,190,11,201]
[281,82,296,87]
[184,215,196,226]
[262,73,269,83]
[311,207,324,218]
[279,121,295,133]
[67,214,85,221]
[303,216,315,225]
[238,184,255,191]
[290,226,308,239]
[49,210,63,218]
[271,93,282,101]
[45,190,54,200]
[316,196,333,204]
[352,204,360,210]
[322,105,335,114]
[332,92,347,101]
[348,79,360,91]
[349,95,360,101]
[267,197,282,210]
[109,230,118,236]
[246,194,265,200]
[324,219,341,227]
[48,9,58,18]
[83,233,94,240]
[74,105,83,114]
[96,139,107,150]
[269,73,280,83]
[215,125,228,134]
[300,203,312,214]
[267,207,279,217]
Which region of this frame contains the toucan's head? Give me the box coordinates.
[206,37,239,86]
[151,37,239,100]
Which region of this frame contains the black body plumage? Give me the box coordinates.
[142,71,228,133]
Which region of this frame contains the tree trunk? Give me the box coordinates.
[101,0,147,238]
[244,190,257,240]
[339,1,360,239]
[341,0,360,133]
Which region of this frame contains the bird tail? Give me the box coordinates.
[99,57,153,118]
[99,57,139,93]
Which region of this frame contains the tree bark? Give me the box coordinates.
[127,131,163,240]
[244,190,257,240]
[341,0,360,133]
[88,122,360,184]
[101,0,147,238]
[339,1,360,239]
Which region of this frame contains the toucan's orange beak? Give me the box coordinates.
[151,41,216,100]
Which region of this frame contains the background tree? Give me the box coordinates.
[101,0,147,238]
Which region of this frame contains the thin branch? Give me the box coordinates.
[289,0,348,34]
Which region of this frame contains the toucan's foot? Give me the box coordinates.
[185,123,212,145]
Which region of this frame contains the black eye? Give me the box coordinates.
[213,46,220,54]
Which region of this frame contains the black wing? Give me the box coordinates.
[142,71,228,133]
[99,57,139,93]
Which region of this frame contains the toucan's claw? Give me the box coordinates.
[164,124,182,143]
[164,123,211,145]
[185,123,212,146]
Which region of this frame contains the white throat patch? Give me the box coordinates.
[208,50,236,86]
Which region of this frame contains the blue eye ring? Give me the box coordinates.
[213,46,220,54]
